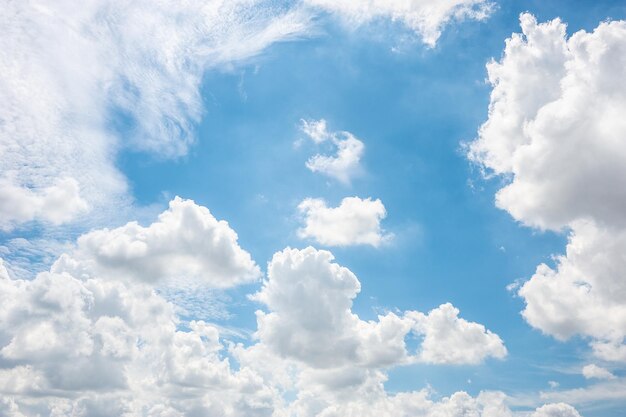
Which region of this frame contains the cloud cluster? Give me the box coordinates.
[304,0,494,47]
[301,119,365,184]
[297,197,390,247]
[0,205,577,416]
[469,14,626,362]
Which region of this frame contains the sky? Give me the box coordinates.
[1,0,626,416]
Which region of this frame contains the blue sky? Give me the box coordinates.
[2,1,626,416]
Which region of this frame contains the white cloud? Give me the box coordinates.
[0,241,577,417]
[0,177,88,231]
[304,0,494,47]
[0,0,310,229]
[0,267,281,416]
[52,197,260,287]
[539,377,626,409]
[297,197,391,247]
[582,364,616,380]
[531,403,582,417]
[408,303,507,365]
[253,246,505,369]
[301,119,364,184]
[469,14,626,361]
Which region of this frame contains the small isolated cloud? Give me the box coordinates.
[297,197,391,247]
[301,119,364,184]
[582,364,616,380]
[304,0,494,47]
[0,177,88,231]
[53,197,260,287]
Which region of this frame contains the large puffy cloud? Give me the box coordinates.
[469,14,626,361]
[304,0,493,47]
[297,197,391,247]
[0,0,309,229]
[0,268,280,416]
[52,197,260,287]
[469,14,626,231]
[253,247,506,370]
[301,119,365,184]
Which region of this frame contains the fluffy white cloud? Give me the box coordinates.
[301,119,364,184]
[0,0,310,229]
[518,221,626,343]
[0,177,88,231]
[469,14,626,232]
[408,303,507,365]
[469,14,626,361]
[253,246,505,370]
[0,242,576,417]
[531,403,582,417]
[253,247,410,369]
[582,364,616,380]
[304,0,493,47]
[52,197,260,287]
[0,267,281,416]
[297,197,391,247]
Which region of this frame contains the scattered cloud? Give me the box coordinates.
[297,197,391,247]
[582,364,616,380]
[301,119,365,184]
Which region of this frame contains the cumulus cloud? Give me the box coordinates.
[531,403,582,417]
[469,14,626,361]
[52,197,260,287]
[0,267,281,416]
[0,241,575,416]
[253,246,505,369]
[0,177,88,231]
[0,0,310,229]
[297,197,391,247]
[304,0,494,47]
[301,119,364,184]
[408,303,507,364]
[582,364,616,380]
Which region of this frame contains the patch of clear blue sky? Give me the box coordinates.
[118,1,626,415]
